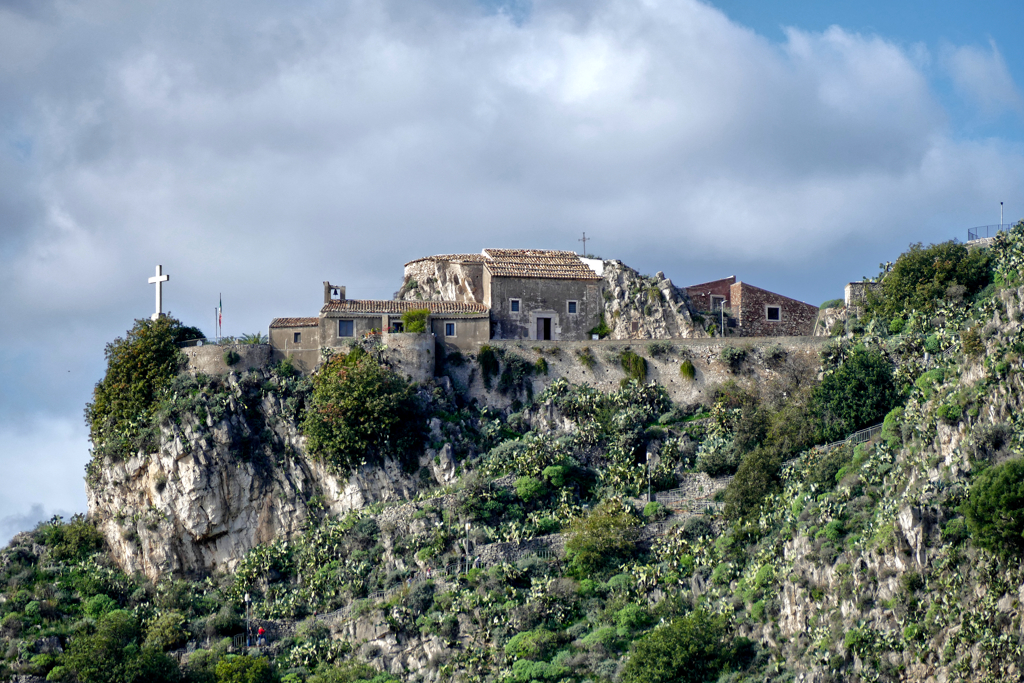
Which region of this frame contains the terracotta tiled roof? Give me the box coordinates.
[270,317,319,328]
[321,299,490,316]
[404,253,488,267]
[482,249,602,280]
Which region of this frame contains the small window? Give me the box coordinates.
[338,320,354,337]
[711,295,725,311]
[766,306,781,321]
[293,332,301,344]
[391,321,404,333]
[567,300,578,314]
[510,299,521,313]
[445,322,456,337]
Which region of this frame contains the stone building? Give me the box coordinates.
[685,276,819,337]
[269,282,489,373]
[400,249,603,341]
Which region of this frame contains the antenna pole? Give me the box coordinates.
[1001,201,1004,226]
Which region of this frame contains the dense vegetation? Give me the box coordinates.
[10,224,1024,681]
[84,316,203,460]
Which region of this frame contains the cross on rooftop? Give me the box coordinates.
[579,232,589,255]
[149,265,169,321]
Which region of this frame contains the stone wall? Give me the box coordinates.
[183,343,272,376]
[486,273,602,341]
[732,282,819,337]
[446,336,828,410]
[381,332,435,383]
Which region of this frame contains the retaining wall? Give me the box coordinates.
[183,343,272,375]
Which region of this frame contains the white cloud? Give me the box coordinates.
[942,39,1024,117]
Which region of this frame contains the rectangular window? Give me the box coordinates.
[391,321,404,333]
[766,306,781,321]
[338,320,354,337]
[567,300,578,314]
[445,322,456,337]
[510,299,521,313]
[711,295,725,311]
[293,332,301,344]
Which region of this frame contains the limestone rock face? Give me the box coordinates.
[86,373,423,581]
[598,260,706,340]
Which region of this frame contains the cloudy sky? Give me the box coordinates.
[2,0,1023,542]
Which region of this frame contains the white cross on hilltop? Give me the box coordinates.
[149,265,169,321]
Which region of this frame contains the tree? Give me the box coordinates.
[214,656,273,683]
[724,447,783,521]
[813,347,900,443]
[84,316,204,459]
[302,352,425,472]
[866,240,991,321]
[60,609,180,683]
[564,499,639,576]
[621,610,730,683]
[963,458,1024,559]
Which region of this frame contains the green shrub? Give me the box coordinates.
[534,357,549,375]
[643,501,668,521]
[924,334,941,354]
[215,655,273,683]
[724,447,782,521]
[621,610,733,683]
[647,341,673,357]
[565,500,639,576]
[881,406,904,450]
[679,359,696,380]
[515,476,548,502]
[401,308,430,333]
[302,353,425,473]
[223,349,241,366]
[820,299,844,310]
[937,403,962,423]
[889,317,906,334]
[941,518,969,545]
[866,240,992,320]
[61,609,179,683]
[478,346,500,388]
[813,347,900,443]
[962,326,984,356]
[719,346,746,372]
[963,458,1024,559]
[588,314,612,339]
[504,628,557,660]
[614,604,653,635]
[36,514,104,562]
[620,350,647,383]
[145,610,187,651]
[576,347,596,370]
[507,660,566,682]
[85,316,203,459]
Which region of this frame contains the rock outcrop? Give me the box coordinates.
[598,261,706,339]
[86,371,428,580]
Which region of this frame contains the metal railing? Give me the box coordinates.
[968,224,1015,241]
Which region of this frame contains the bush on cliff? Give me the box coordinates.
[621,610,740,683]
[963,458,1024,560]
[84,316,204,460]
[564,499,639,577]
[865,240,991,321]
[302,351,425,473]
[813,347,900,443]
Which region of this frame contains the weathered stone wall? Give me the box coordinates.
[732,282,819,337]
[183,343,272,376]
[381,332,435,383]
[428,316,490,353]
[685,276,736,312]
[486,272,602,341]
[445,336,827,410]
